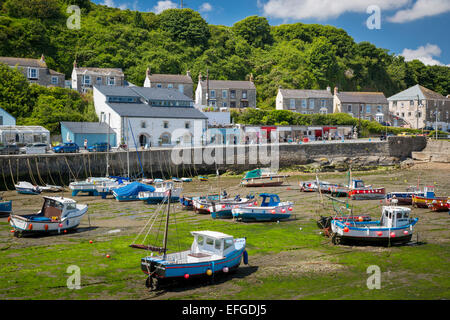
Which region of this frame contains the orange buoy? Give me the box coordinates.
[28,224,33,230]
[184,274,189,279]
[106,254,110,258]
[44,225,48,231]
[343,227,349,233]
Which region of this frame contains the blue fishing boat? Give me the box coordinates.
[331,201,419,245]
[15,181,41,195]
[0,194,12,215]
[209,195,256,219]
[181,177,192,182]
[179,196,194,210]
[113,182,156,201]
[131,189,248,291]
[232,193,293,222]
[386,186,425,205]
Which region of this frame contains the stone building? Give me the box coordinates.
[388,84,450,130]
[71,61,125,94]
[143,68,193,99]
[0,55,65,88]
[333,87,389,123]
[195,73,257,109]
[276,88,334,114]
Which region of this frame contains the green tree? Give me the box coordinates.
[232,16,273,48]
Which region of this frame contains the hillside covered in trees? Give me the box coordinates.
[0,0,449,132]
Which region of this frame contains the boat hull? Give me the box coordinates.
[16,188,41,195]
[0,201,12,214]
[232,202,293,222]
[139,189,182,204]
[349,188,385,200]
[412,195,449,208]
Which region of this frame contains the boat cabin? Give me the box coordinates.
[380,206,411,228]
[38,197,77,221]
[190,231,235,258]
[350,179,365,189]
[423,186,435,198]
[259,193,281,207]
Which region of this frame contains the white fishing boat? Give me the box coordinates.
[39,184,64,193]
[330,200,418,245]
[209,196,256,219]
[138,182,182,204]
[15,181,41,195]
[69,177,116,196]
[9,196,88,237]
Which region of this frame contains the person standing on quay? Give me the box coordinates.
[84,138,88,150]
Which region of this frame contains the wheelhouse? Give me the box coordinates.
[259,194,281,207]
[190,231,235,258]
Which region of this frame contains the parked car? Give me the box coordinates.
[19,143,48,154]
[0,144,19,155]
[397,132,412,137]
[53,142,79,153]
[87,142,111,153]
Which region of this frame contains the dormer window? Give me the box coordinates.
[83,75,91,85]
[108,77,115,85]
[28,68,38,79]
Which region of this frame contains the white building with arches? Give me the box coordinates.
[93,85,207,148]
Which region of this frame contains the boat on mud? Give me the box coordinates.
[15,181,41,195]
[427,199,450,212]
[240,168,286,187]
[69,177,116,196]
[232,193,293,222]
[113,182,156,202]
[0,193,12,215]
[198,176,209,181]
[209,195,256,219]
[412,186,449,209]
[131,189,248,291]
[329,179,385,200]
[192,194,222,214]
[386,186,425,205]
[9,196,88,237]
[138,182,182,204]
[330,201,418,245]
[181,178,192,182]
[179,196,194,210]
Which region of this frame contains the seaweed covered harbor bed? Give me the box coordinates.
[0,163,449,300]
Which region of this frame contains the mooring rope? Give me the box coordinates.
[26,158,38,186]
[64,156,77,181]
[34,158,47,186]
[45,157,57,187]
[1,163,10,191]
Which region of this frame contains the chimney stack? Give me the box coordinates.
[326,86,331,93]
[146,67,151,77]
[186,70,191,78]
[334,86,338,95]
[73,59,77,68]
[40,54,45,63]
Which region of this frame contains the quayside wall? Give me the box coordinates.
[0,137,426,190]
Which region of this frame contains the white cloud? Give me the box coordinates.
[199,3,213,13]
[387,0,450,23]
[153,0,178,14]
[262,0,409,20]
[102,0,128,10]
[400,44,449,66]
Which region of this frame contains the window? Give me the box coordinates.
[28,68,38,79]
[210,90,216,99]
[224,239,233,250]
[96,77,102,84]
[321,99,327,107]
[156,83,162,88]
[230,101,236,108]
[223,102,227,108]
[377,105,382,113]
[197,236,204,246]
[160,133,171,144]
[242,90,247,99]
[206,238,214,246]
[408,112,411,117]
[366,105,371,113]
[301,99,307,108]
[214,239,221,250]
[168,83,173,89]
[309,99,315,109]
[210,100,216,107]
[230,90,236,99]
[108,77,115,85]
[185,122,190,129]
[163,121,169,129]
[51,76,58,85]
[410,100,414,106]
[222,90,227,98]
[347,105,352,112]
[289,99,296,109]
[141,121,146,129]
[83,75,91,85]
[178,84,184,93]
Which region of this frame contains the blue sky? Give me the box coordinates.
[92,0,450,66]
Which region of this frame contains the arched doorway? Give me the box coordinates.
[160,132,171,145]
[139,134,150,148]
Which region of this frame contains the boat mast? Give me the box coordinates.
[126,117,130,179]
[162,189,171,259]
[106,113,110,177]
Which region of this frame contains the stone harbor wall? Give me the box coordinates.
[0,136,427,189]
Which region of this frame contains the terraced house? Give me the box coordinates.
[333,87,389,124]
[388,84,450,131]
[276,88,334,114]
[0,55,65,88]
[143,68,194,99]
[72,61,125,94]
[195,73,257,109]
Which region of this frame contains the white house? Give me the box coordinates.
[93,86,208,148]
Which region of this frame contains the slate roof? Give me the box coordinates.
[106,102,207,119]
[387,84,447,101]
[0,57,47,68]
[199,80,256,90]
[61,122,114,134]
[336,92,388,104]
[148,74,193,84]
[279,89,333,99]
[95,86,192,101]
[74,67,124,77]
